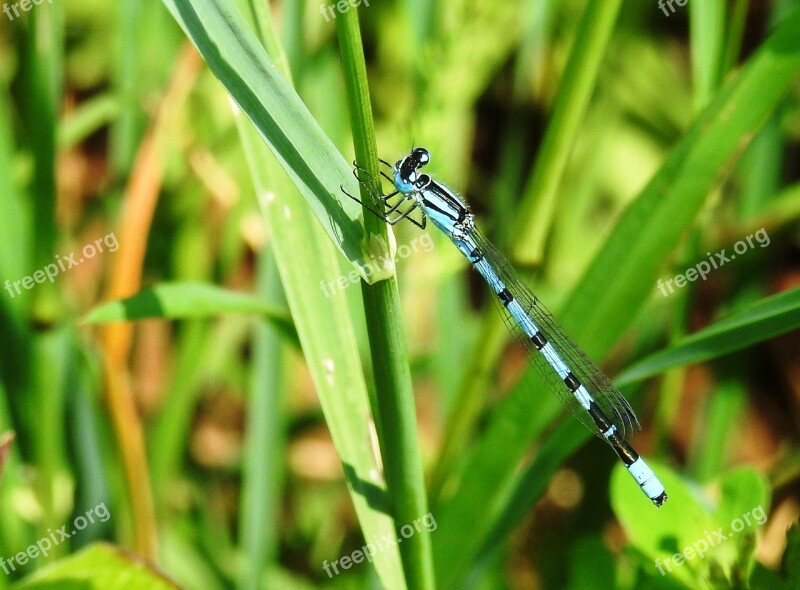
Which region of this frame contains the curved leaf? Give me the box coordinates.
[81,282,299,347]
[14,543,180,590]
[432,10,800,586]
[617,287,800,385]
[161,0,392,282]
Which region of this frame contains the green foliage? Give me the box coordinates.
[12,544,178,589]
[0,0,799,589]
[612,465,770,589]
[618,287,800,385]
[82,282,299,347]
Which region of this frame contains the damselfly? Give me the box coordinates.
[343,147,667,507]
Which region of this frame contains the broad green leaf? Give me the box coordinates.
[161,0,392,282]
[12,543,180,589]
[234,108,405,586]
[716,469,771,536]
[617,287,800,385]
[611,465,769,590]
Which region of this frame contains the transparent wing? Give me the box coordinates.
[469,227,640,438]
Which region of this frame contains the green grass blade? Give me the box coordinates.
[238,251,286,589]
[161,0,387,281]
[59,94,121,150]
[0,81,32,304]
[722,0,751,75]
[111,0,143,175]
[431,10,800,584]
[23,3,62,281]
[336,7,436,589]
[222,5,406,581]
[81,282,298,346]
[66,357,114,550]
[234,5,289,586]
[616,287,800,385]
[237,119,406,587]
[511,0,623,264]
[687,376,746,481]
[561,8,800,358]
[736,114,783,219]
[150,319,250,494]
[280,0,305,80]
[22,4,69,538]
[690,0,726,110]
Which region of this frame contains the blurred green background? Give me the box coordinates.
[0,0,799,588]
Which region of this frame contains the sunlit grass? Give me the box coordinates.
[0,1,799,589]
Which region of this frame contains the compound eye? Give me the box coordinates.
[393,171,414,193]
[414,148,430,166]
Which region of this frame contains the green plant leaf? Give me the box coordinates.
[81,282,299,347]
[431,10,800,587]
[161,0,391,282]
[336,7,436,590]
[512,0,624,263]
[689,0,726,110]
[223,8,407,581]
[561,8,800,360]
[617,287,800,385]
[611,465,769,590]
[12,543,180,589]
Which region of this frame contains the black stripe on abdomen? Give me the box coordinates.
[588,402,639,466]
[530,332,546,350]
[564,372,580,392]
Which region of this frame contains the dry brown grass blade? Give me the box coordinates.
[0,431,14,485]
[99,43,202,560]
